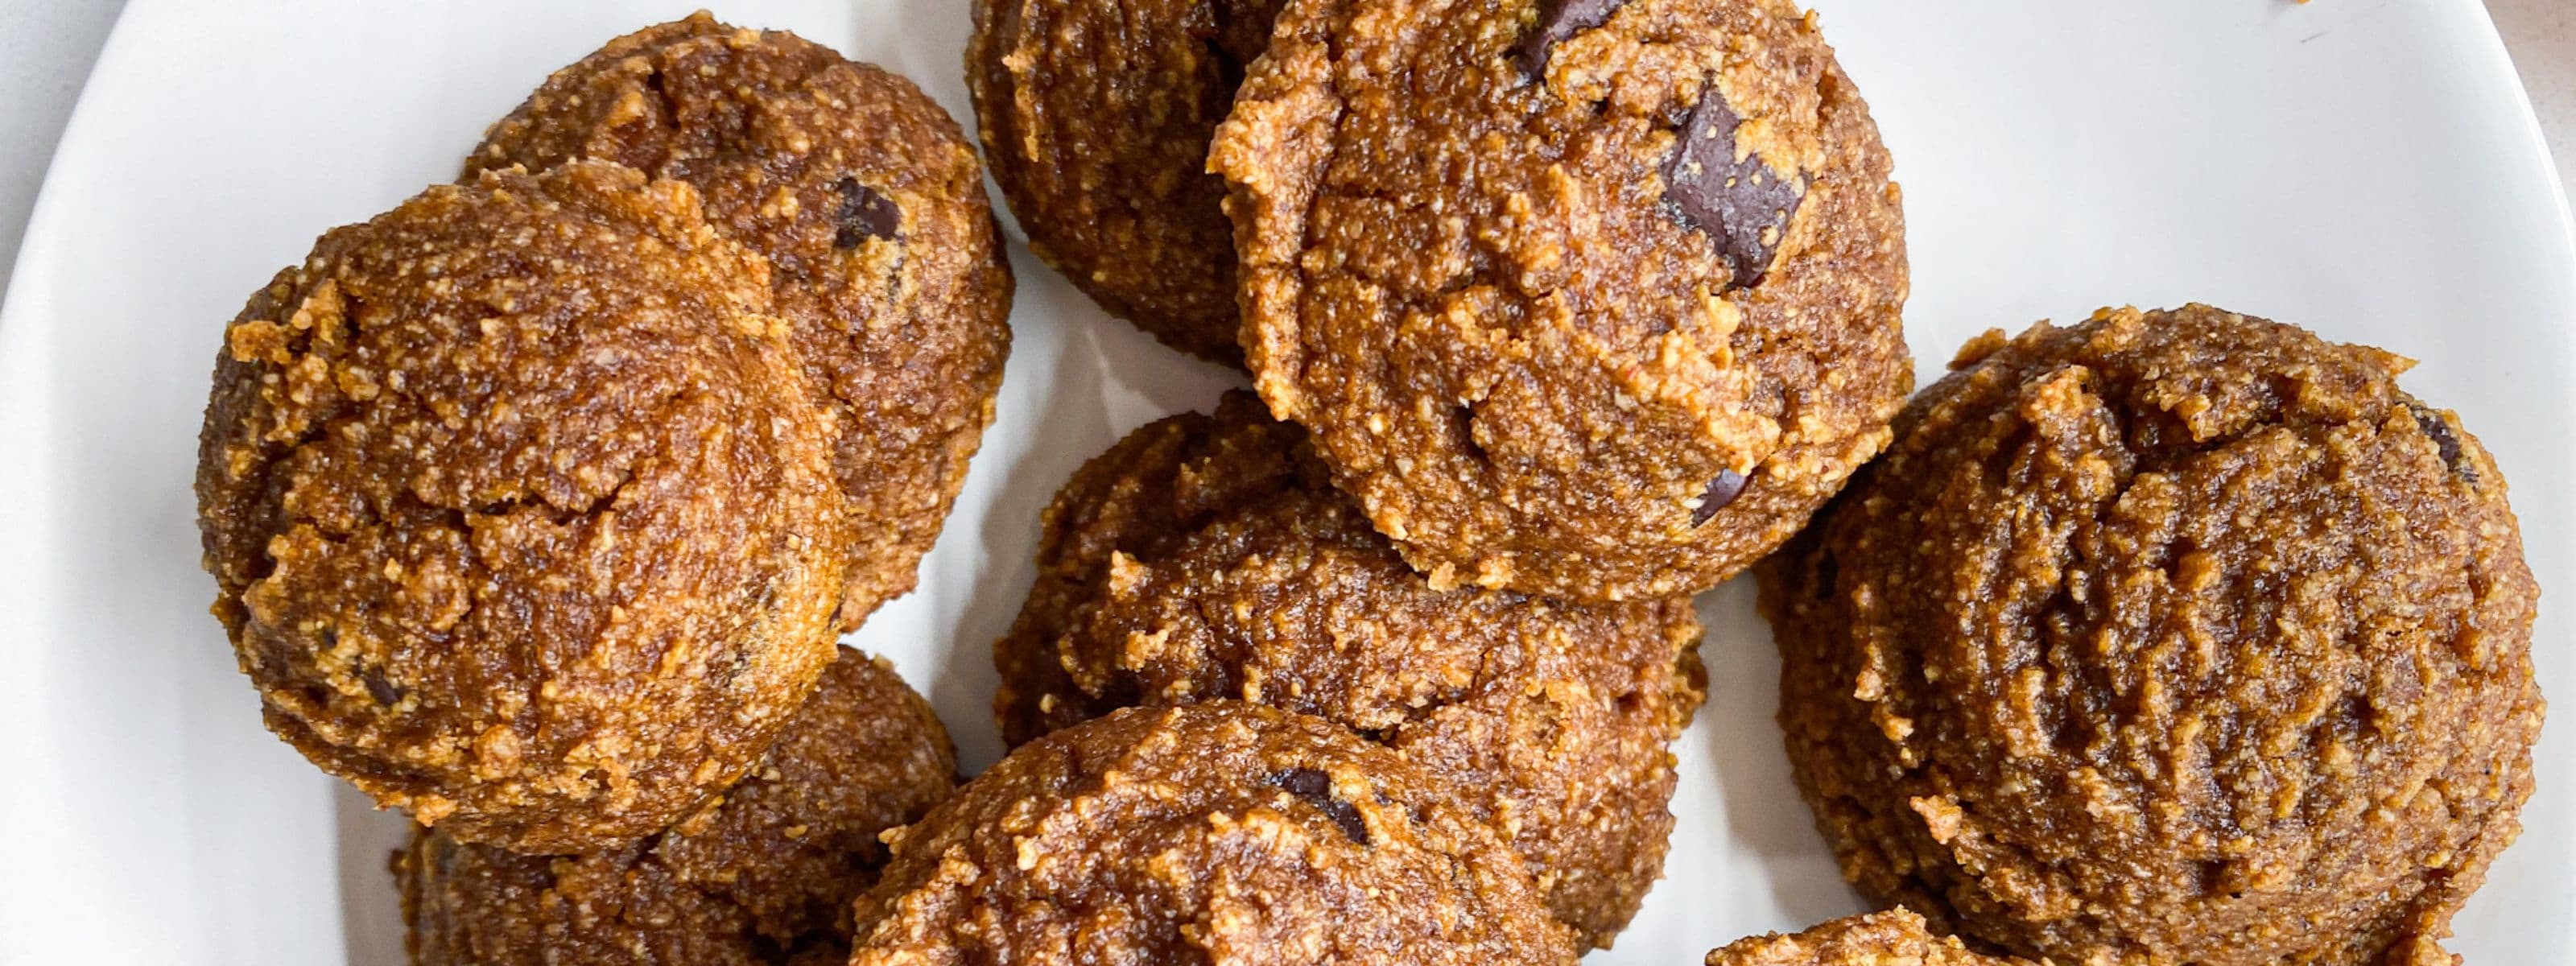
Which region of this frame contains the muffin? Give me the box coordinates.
[994,390,1704,946]
[196,160,846,852]
[967,0,1284,364]
[469,13,1013,629]
[1761,305,2544,964]
[1704,910,2029,966]
[1213,0,1909,600]
[848,702,1578,966]
[396,648,956,965]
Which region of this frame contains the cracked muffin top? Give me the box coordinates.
[1760,305,2543,965]
[993,390,1704,947]
[196,159,848,853]
[848,702,1579,966]
[468,13,1013,630]
[398,647,957,966]
[967,0,1284,365]
[1212,0,1909,601]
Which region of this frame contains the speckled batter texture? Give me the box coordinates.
[993,390,1703,946]
[968,0,1282,365]
[395,648,956,965]
[1760,306,2543,966]
[1213,0,1909,601]
[468,13,1013,630]
[1705,910,2030,966]
[196,161,848,852]
[848,703,1579,966]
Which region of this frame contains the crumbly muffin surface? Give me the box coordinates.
[1215,0,1909,600]
[848,703,1579,966]
[469,12,1013,628]
[995,391,1703,945]
[397,649,957,965]
[1704,910,2031,966]
[196,160,848,852]
[1761,305,2544,965]
[968,0,1283,364]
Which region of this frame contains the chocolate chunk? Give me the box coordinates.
[2407,402,2477,483]
[832,178,901,248]
[361,667,401,706]
[1268,767,1369,845]
[1514,0,1631,76]
[1661,96,1803,287]
[1691,469,1747,526]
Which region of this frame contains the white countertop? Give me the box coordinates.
[2,0,2570,299]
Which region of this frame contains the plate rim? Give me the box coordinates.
[2,0,2570,962]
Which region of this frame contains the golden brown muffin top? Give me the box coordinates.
[398,648,957,966]
[469,12,1013,630]
[968,0,1282,364]
[1215,0,1909,600]
[850,703,1579,966]
[1705,910,2031,966]
[196,160,847,852]
[993,391,1703,946]
[1761,305,2543,965]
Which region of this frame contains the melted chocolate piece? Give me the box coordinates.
[1514,0,1631,76]
[1691,469,1747,526]
[1661,96,1804,288]
[1268,767,1369,845]
[832,178,901,248]
[361,667,401,706]
[2408,402,2477,483]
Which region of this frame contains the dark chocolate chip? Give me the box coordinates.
[1691,469,1747,526]
[2407,402,2478,483]
[1514,0,1631,76]
[1661,95,1804,288]
[832,177,900,248]
[361,667,401,706]
[1268,767,1369,845]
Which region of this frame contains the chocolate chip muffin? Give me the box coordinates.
[1760,306,2544,965]
[1213,0,1909,601]
[993,391,1704,947]
[196,160,847,853]
[967,0,1283,365]
[395,647,956,966]
[848,702,1579,966]
[469,13,1013,630]
[1704,910,2030,966]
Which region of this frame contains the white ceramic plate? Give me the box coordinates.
[2,0,2568,963]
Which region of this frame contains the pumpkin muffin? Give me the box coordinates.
[848,703,1578,966]
[469,13,1013,629]
[994,391,1704,946]
[196,160,847,852]
[967,0,1284,364]
[396,648,956,965]
[1214,0,1909,600]
[1761,306,2544,965]
[1704,910,2031,966]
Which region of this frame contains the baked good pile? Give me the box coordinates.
[192,3,2542,965]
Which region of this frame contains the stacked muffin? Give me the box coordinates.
[977,392,1707,949]
[194,14,1008,961]
[189,0,2546,964]
[975,0,1911,599]
[397,648,956,965]
[851,0,1895,959]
